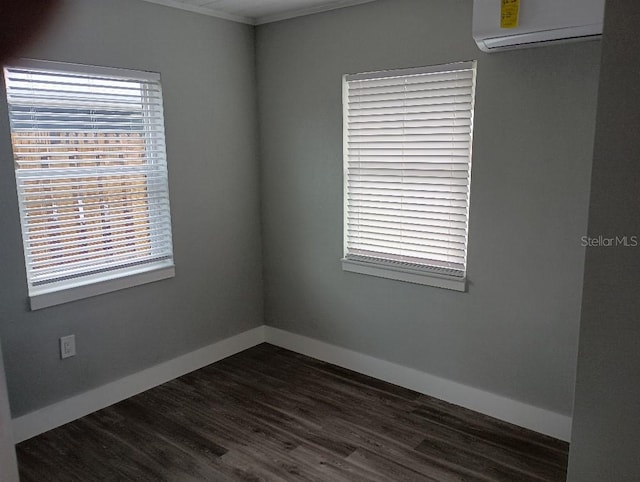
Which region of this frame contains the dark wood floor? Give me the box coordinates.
[17,343,569,481]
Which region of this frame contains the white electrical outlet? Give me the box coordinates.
[60,335,76,359]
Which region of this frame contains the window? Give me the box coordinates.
[3,60,174,309]
[342,62,476,291]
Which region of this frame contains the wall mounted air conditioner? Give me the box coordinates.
[473,0,605,52]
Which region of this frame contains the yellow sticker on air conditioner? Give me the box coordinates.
[501,0,520,29]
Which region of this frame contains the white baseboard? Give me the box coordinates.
[12,324,572,444]
[12,326,265,443]
[264,327,572,442]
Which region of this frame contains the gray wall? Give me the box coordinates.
[0,341,18,480]
[0,0,263,416]
[257,0,601,415]
[568,0,640,478]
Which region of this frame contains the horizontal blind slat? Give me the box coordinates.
[349,197,468,209]
[15,152,166,162]
[348,77,473,96]
[348,127,471,137]
[348,102,472,116]
[347,220,467,237]
[23,200,167,223]
[349,167,470,176]
[24,211,170,233]
[29,232,173,266]
[27,222,170,249]
[349,210,468,223]
[23,190,168,209]
[349,186,469,197]
[348,69,473,88]
[30,253,172,284]
[349,219,467,233]
[29,236,173,271]
[347,236,466,255]
[19,177,167,192]
[349,204,468,217]
[347,239,466,259]
[348,193,468,204]
[347,227,467,245]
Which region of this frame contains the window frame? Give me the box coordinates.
[3,59,175,310]
[342,62,477,292]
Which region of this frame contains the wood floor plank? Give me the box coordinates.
[16,343,569,481]
[412,402,568,469]
[346,448,444,482]
[414,437,546,482]
[321,416,487,481]
[410,416,566,480]
[288,444,389,482]
[213,358,428,449]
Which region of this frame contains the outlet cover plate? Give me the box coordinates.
[60,335,76,359]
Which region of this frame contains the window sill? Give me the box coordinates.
[341,258,467,292]
[29,262,175,310]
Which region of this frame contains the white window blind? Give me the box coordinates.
[3,60,174,306]
[343,62,476,285]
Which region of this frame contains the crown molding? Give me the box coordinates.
[255,0,378,25]
[138,0,380,26]
[138,0,256,25]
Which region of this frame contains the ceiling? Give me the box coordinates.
[139,0,378,25]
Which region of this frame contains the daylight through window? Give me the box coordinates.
[3,60,174,309]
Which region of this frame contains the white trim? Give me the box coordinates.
[12,324,572,444]
[30,264,175,310]
[137,0,255,25]
[342,76,350,261]
[255,0,379,25]
[345,61,474,82]
[342,258,467,292]
[7,58,161,81]
[12,326,265,443]
[264,327,572,441]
